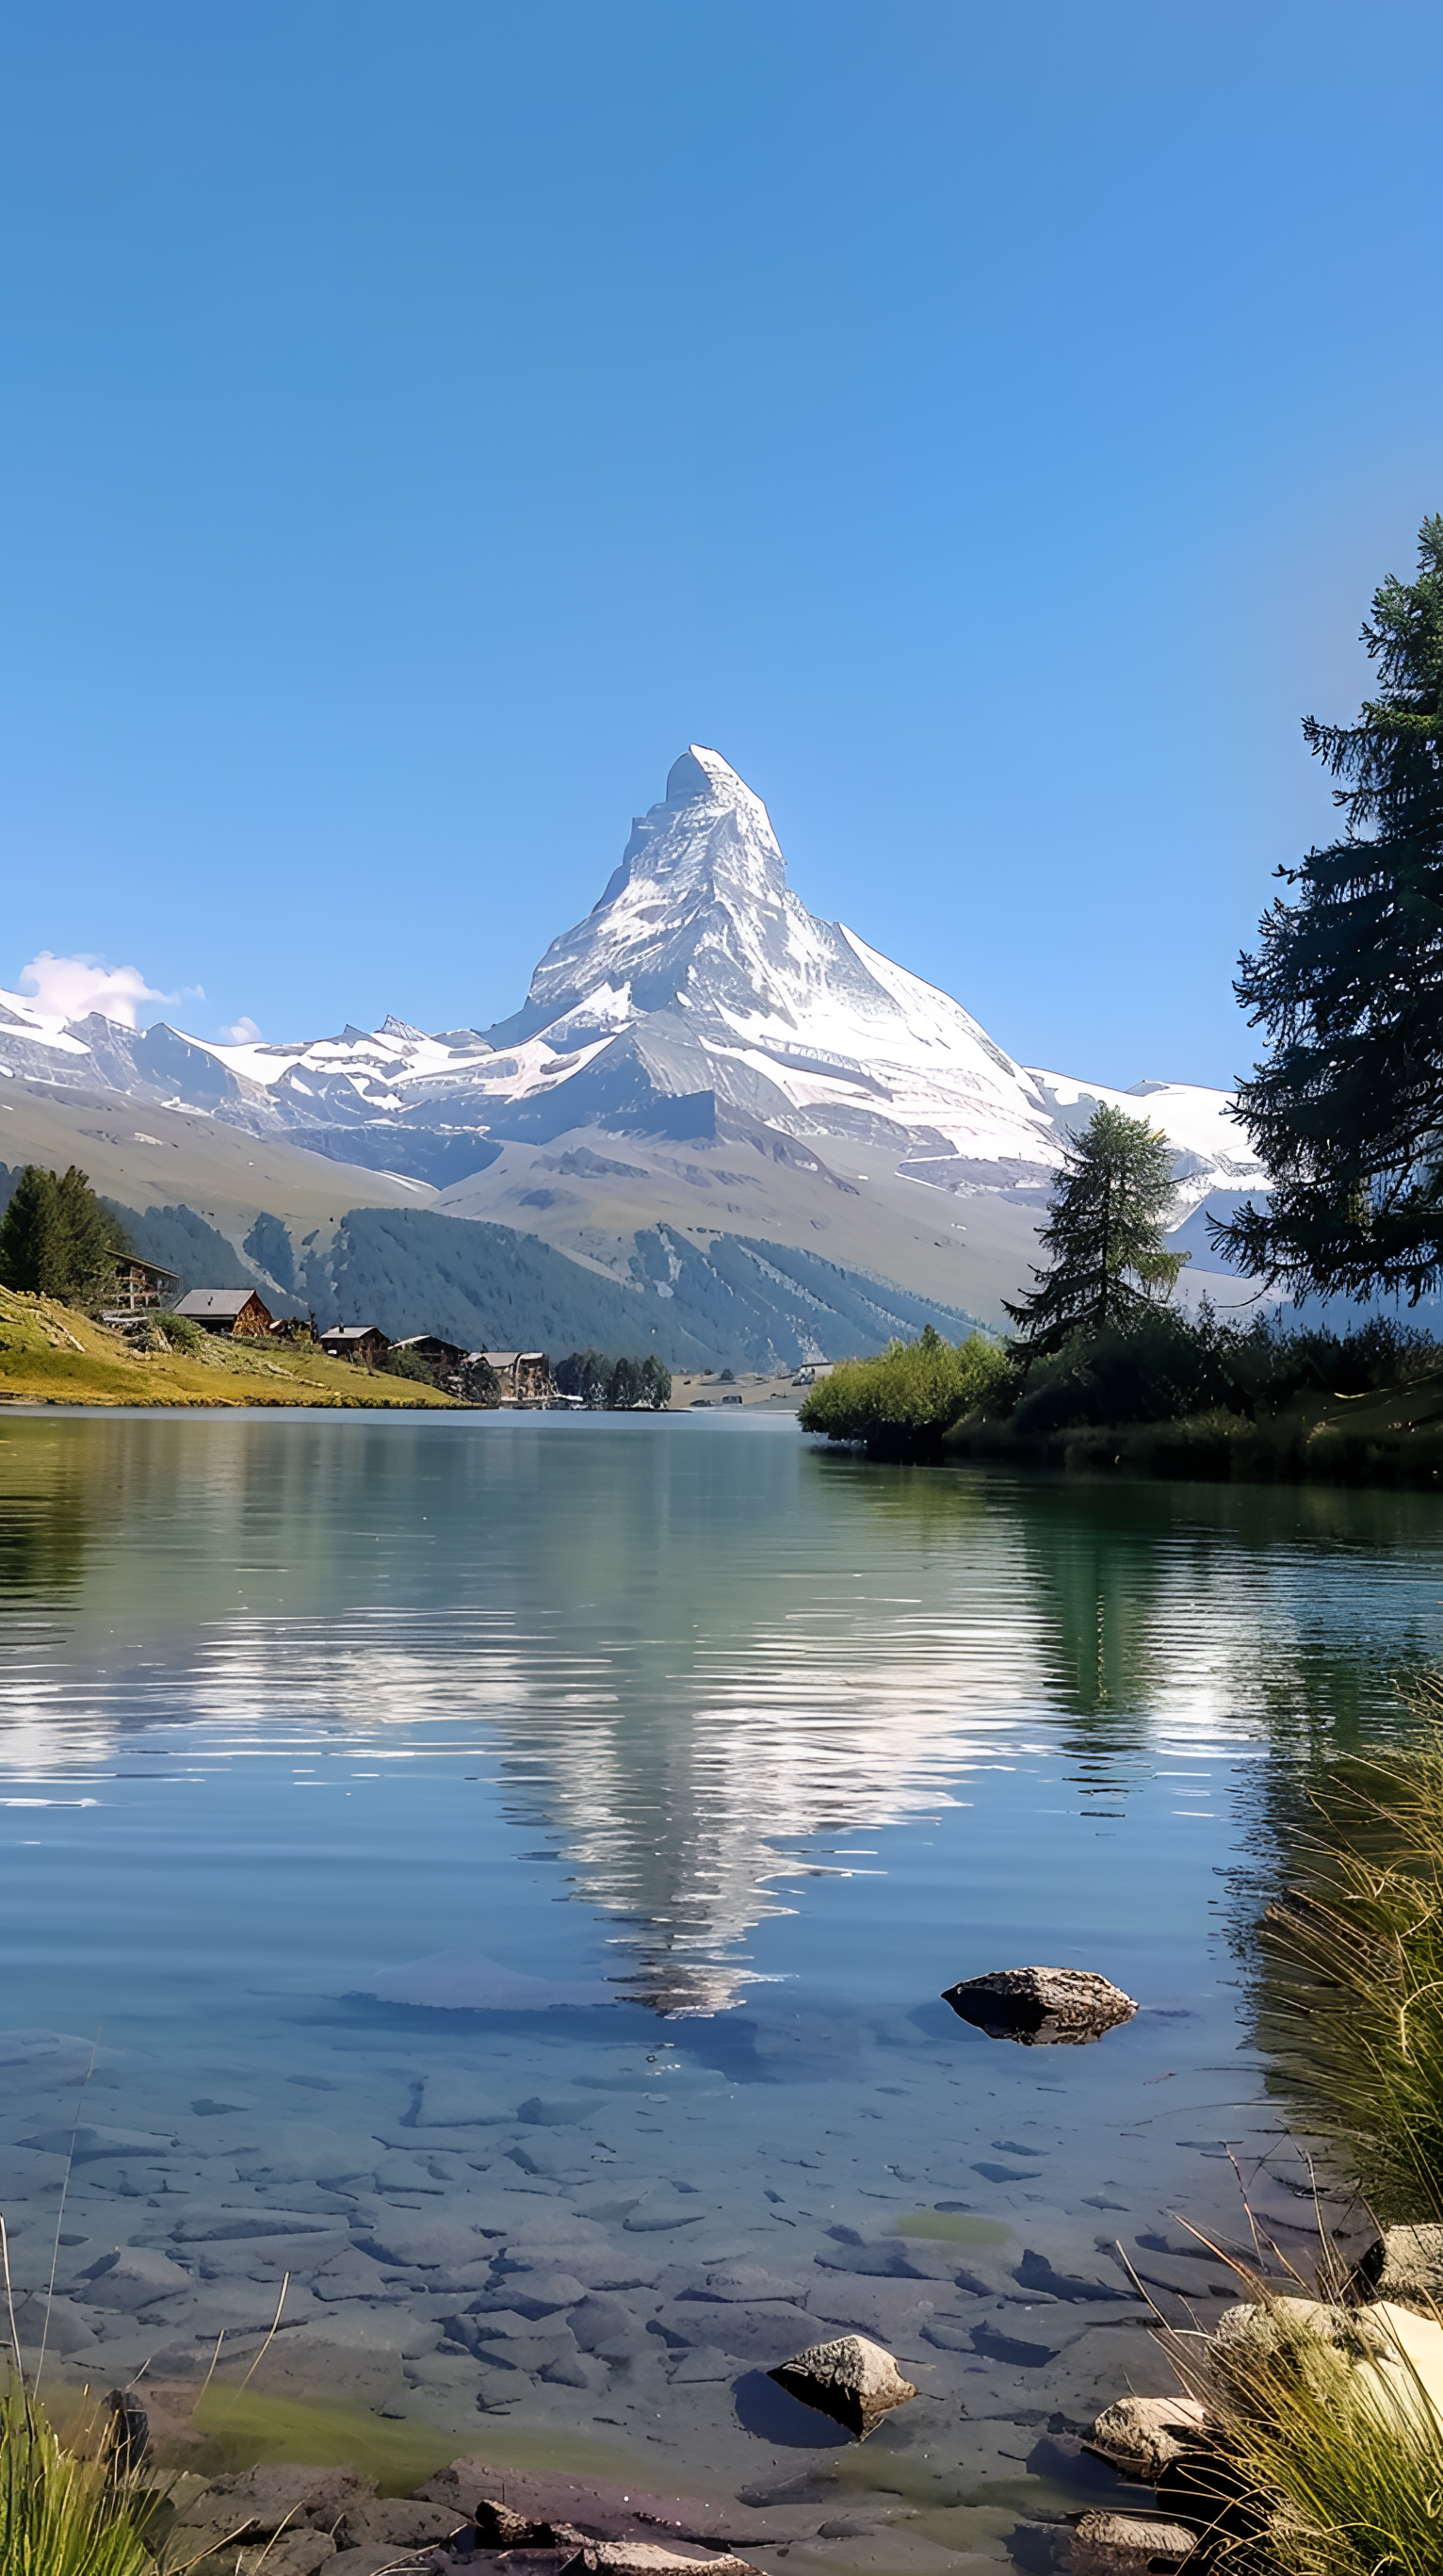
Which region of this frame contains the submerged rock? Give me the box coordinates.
[940,1966,1138,2046]
[559,2548,762,2576]
[768,2333,917,2438]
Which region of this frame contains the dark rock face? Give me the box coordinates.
[940,1965,1138,2045]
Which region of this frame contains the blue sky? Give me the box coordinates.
[3,0,1440,1087]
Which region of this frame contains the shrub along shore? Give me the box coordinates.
[1099,1697,1443,2573]
[800,1312,1443,1488]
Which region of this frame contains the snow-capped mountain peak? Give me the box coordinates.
[0,744,1266,1309]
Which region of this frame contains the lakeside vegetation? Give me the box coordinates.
[1149,1700,1443,2575]
[0,1285,457,1408]
[1254,1690,1443,2227]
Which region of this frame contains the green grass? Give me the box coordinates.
[799,1328,1010,1458]
[1169,2293,1443,2576]
[1255,1688,1443,2224]
[0,2381,161,2576]
[0,1286,458,1410]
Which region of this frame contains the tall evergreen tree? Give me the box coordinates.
[1212,517,1443,1302]
[1004,1104,1186,1355]
[0,1165,129,1305]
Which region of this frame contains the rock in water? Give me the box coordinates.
[768,2334,917,2438]
[1086,2395,1208,2482]
[559,2549,762,2576]
[475,2500,585,2549]
[1071,2512,1198,2572]
[940,1965,1137,2045]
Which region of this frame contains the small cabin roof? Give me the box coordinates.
[321,1322,388,1343]
[173,1288,264,1319]
[117,1254,180,1283]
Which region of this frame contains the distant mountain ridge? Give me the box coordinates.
[0,747,1264,1341]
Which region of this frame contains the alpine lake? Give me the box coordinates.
[2,1408,1440,2568]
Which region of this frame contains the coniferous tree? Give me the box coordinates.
[1212,518,1443,1302]
[607,1356,643,1409]
[0,1165,129,1306]
[1004,1104,1186,1356]
[640,1354,672,1409]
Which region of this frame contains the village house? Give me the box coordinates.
[391,1333,467,1383]
[172,1287,274,1338]
[484,1350,555,1407]
[103,1253,180,1318]
[318,1323,391,1368]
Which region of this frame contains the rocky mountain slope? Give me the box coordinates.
[0,747,1264,1345]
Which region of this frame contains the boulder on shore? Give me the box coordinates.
[940,1965,1138,2045]
[1086,2394,1208,2483]
[1070,2511,1197,2572]
[1352,2223,1443,2315]
[768,2333,916,2438]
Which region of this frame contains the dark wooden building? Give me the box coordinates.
[172,1287,274,1338]
[104,1254,181,1316]
[318,1323,391,1368]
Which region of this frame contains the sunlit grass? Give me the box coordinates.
[1256,1683,1443,2224]
[1168,2289,1443,2576]
[0,2380,160,2576]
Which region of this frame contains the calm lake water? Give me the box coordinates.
[2,1410,1441,2565]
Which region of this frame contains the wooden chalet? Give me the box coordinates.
[318,1323,391,1368]
[104,1254,181,1316]
[389,1333,470,1392]
[172,1287,274,1338]
[391,1334,467,1376]
[484,1350,555,1408]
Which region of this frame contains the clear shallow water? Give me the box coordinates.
[2,1411,1441,2561]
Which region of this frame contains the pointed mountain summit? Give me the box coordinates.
[0,742,1264,1330]
[479,744,1076,1181]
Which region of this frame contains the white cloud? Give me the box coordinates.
[218,1015,263,1044]
[14,951,192,1031]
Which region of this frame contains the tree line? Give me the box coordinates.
[0,1166,130,1305]
[555,1349,672,1409]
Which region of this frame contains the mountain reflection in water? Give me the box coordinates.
[1,1413,1440,2018]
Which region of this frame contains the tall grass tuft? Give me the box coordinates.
[0,2380,159,2576]
[1255,1683,1443,2224]
[1166,2286,1443,2576]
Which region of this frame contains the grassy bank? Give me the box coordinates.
[803,1311,1443,1487]
[944,1373,1443,1487]
[0,1288,458,1409]
[1253,1695,1443,2225]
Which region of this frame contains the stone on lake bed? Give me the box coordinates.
[21,2124,176,2160]
[940,1966,1138,2045]
[366,1949,615,2010]
[80,2245,193,2309]
[768,2333,917,2438]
